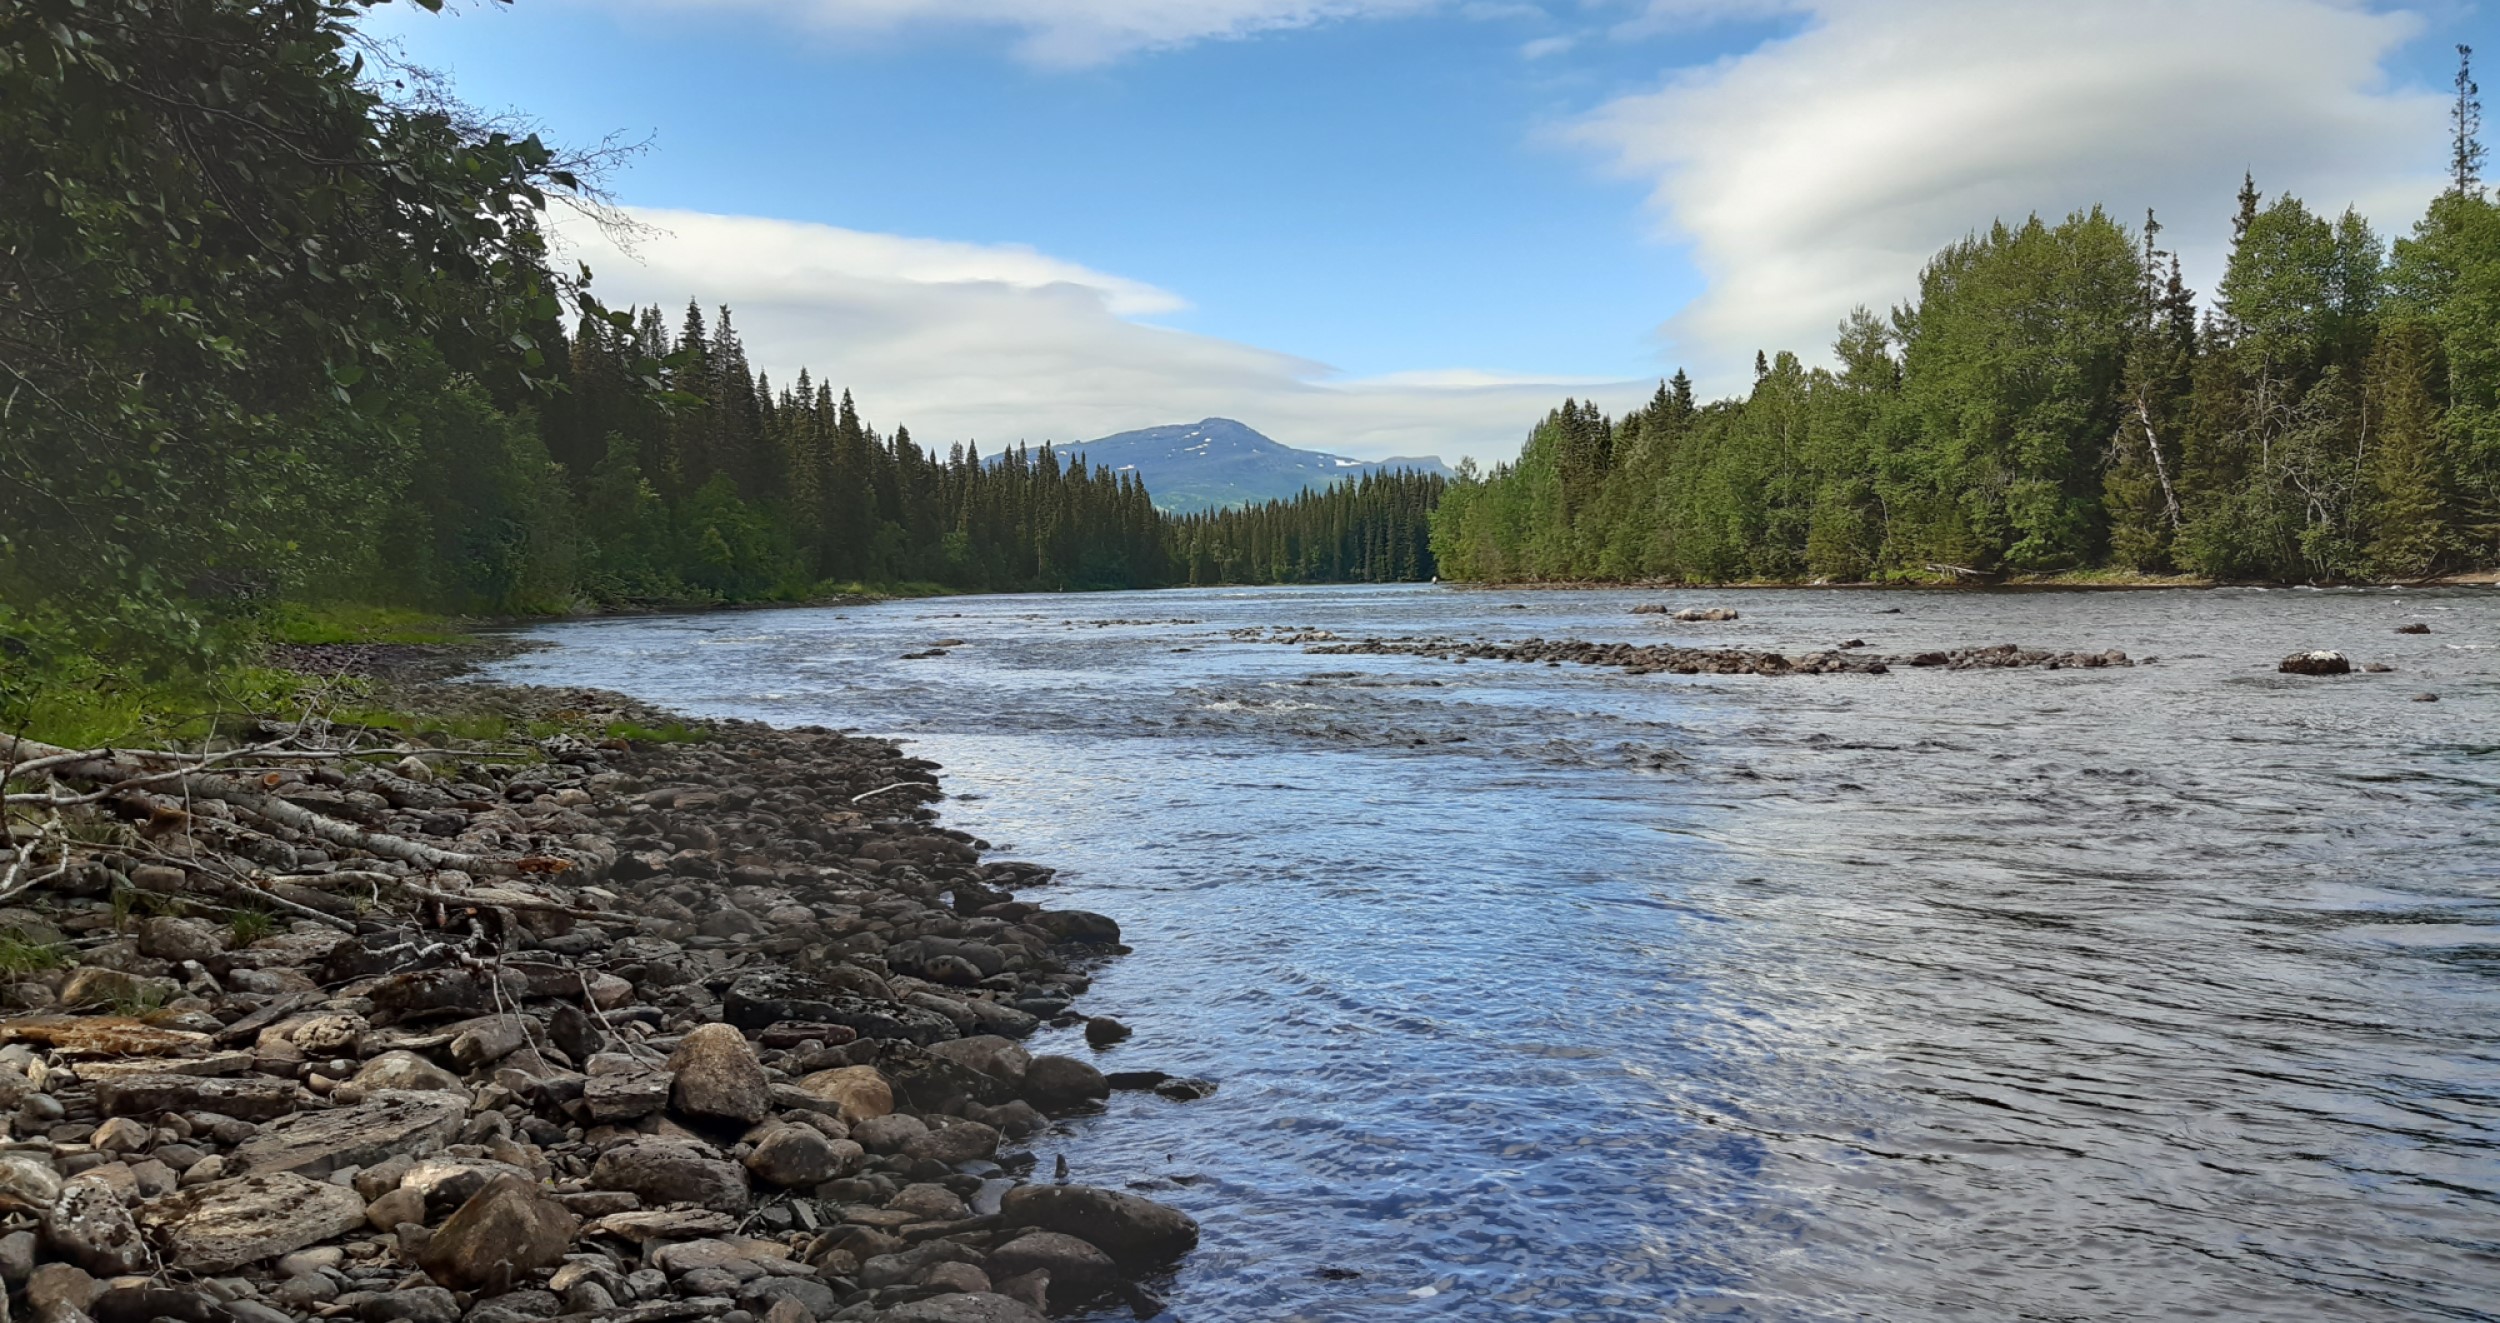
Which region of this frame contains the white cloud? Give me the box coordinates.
[648,0,1442,65]
[555,206,1638,464]
[1577,0,2449,393]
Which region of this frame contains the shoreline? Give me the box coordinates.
[0,656,1195,1321]
[1433,569,2500,593]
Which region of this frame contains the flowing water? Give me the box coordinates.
[481,584,2500,1321]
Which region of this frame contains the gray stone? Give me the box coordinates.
[582,1067,673,1122]
[903,1121,999,1166]
[886,1182,967,1221]
[140,1171,370,1272]
[43,1179,147,1274]
[357,1286,459,1323]
[742,1278,838,1319]
[447,1016,529,1071]
[986,1231,1117,1311]
[587,1140,750,1213]
[364,1185,426,1231]
[347,1051,464,1095]
[462,1288,561,1323]
[922,1036,1029,1087]
[858,1241,985,1290]
[998,1183,1198,1270]
[742,1126,848,1188]
[399,1156,530,1213]
[667,1024,770,1124]
[0,1154,63,1213]
[94,1074,301,1123]
[1018,1056,1107,1112]
[850,1113,927,1155]
[877,1293,1047,1323]
[0,1227,36,1281]
[228,1090,466,1178]
[417,1174,579,1293]
[25,1262,99,1313]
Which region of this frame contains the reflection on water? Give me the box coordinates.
[484,584,2500,1321]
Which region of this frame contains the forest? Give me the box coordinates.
[1432,66,2500,586]
[9,0,2496,729]
[0,0,1425,707]
[1167,471,1445,586]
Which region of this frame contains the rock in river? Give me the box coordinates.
[2279,650,2352,675]
[998,1182,1199,1270]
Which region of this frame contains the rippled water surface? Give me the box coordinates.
[484,585,2500,1321]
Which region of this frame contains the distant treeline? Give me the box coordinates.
[1167,471,1445,586]
[474,300,1173,605]
[1435,52,2500,585]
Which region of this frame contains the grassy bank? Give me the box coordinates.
[3,582,950,751]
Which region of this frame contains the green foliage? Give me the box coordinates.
[1169,470,1446,585]
[226,909,279,947]
[604,720,708,745]
[0,932,71,977]
[1438,182,2496,586]
[0,0,583,660]
[263,604,467,646]
[0,604,312,747]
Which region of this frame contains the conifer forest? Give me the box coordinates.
[4,0,2496,687]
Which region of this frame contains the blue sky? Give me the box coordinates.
[366,0,2488,463]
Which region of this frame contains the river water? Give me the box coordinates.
[482,584,2500,1322]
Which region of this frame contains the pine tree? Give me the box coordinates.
[2455,44,2487,198]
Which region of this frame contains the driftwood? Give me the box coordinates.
[0,734,574,893]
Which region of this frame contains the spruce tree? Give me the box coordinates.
[2455,45,2487,198]
[2364,321,2451,577]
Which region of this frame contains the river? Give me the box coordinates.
[482,583,2499,1321]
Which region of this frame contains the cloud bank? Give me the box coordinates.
[559,207,1639,463]
[1577,0,2449,392]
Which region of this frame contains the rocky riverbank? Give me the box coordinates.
[0,674,1199,1323]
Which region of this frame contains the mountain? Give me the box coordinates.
[1054,418,1455,514]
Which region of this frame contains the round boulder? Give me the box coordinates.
[1020,1055,1108,1112]
[998,1183,1198,1271]
[743,1126,856,1188]
[987,1230,1118,1310]
[668,1023,771,1124]
[795,1065,893,1124]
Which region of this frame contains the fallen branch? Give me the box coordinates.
[852,781,939,804]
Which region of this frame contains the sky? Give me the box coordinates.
[365,0,2491,464]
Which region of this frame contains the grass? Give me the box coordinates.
[109,885,187,930]
[102,984,173,1016]
[225,908,277,946]
[328,704,563,746]
[815,579,956,601]
[0,932,70,977]
[3,657,315,751]
[605,720,708,745]
[262,602,468,646]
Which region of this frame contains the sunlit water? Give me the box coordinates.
[482,584,2500,1321]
